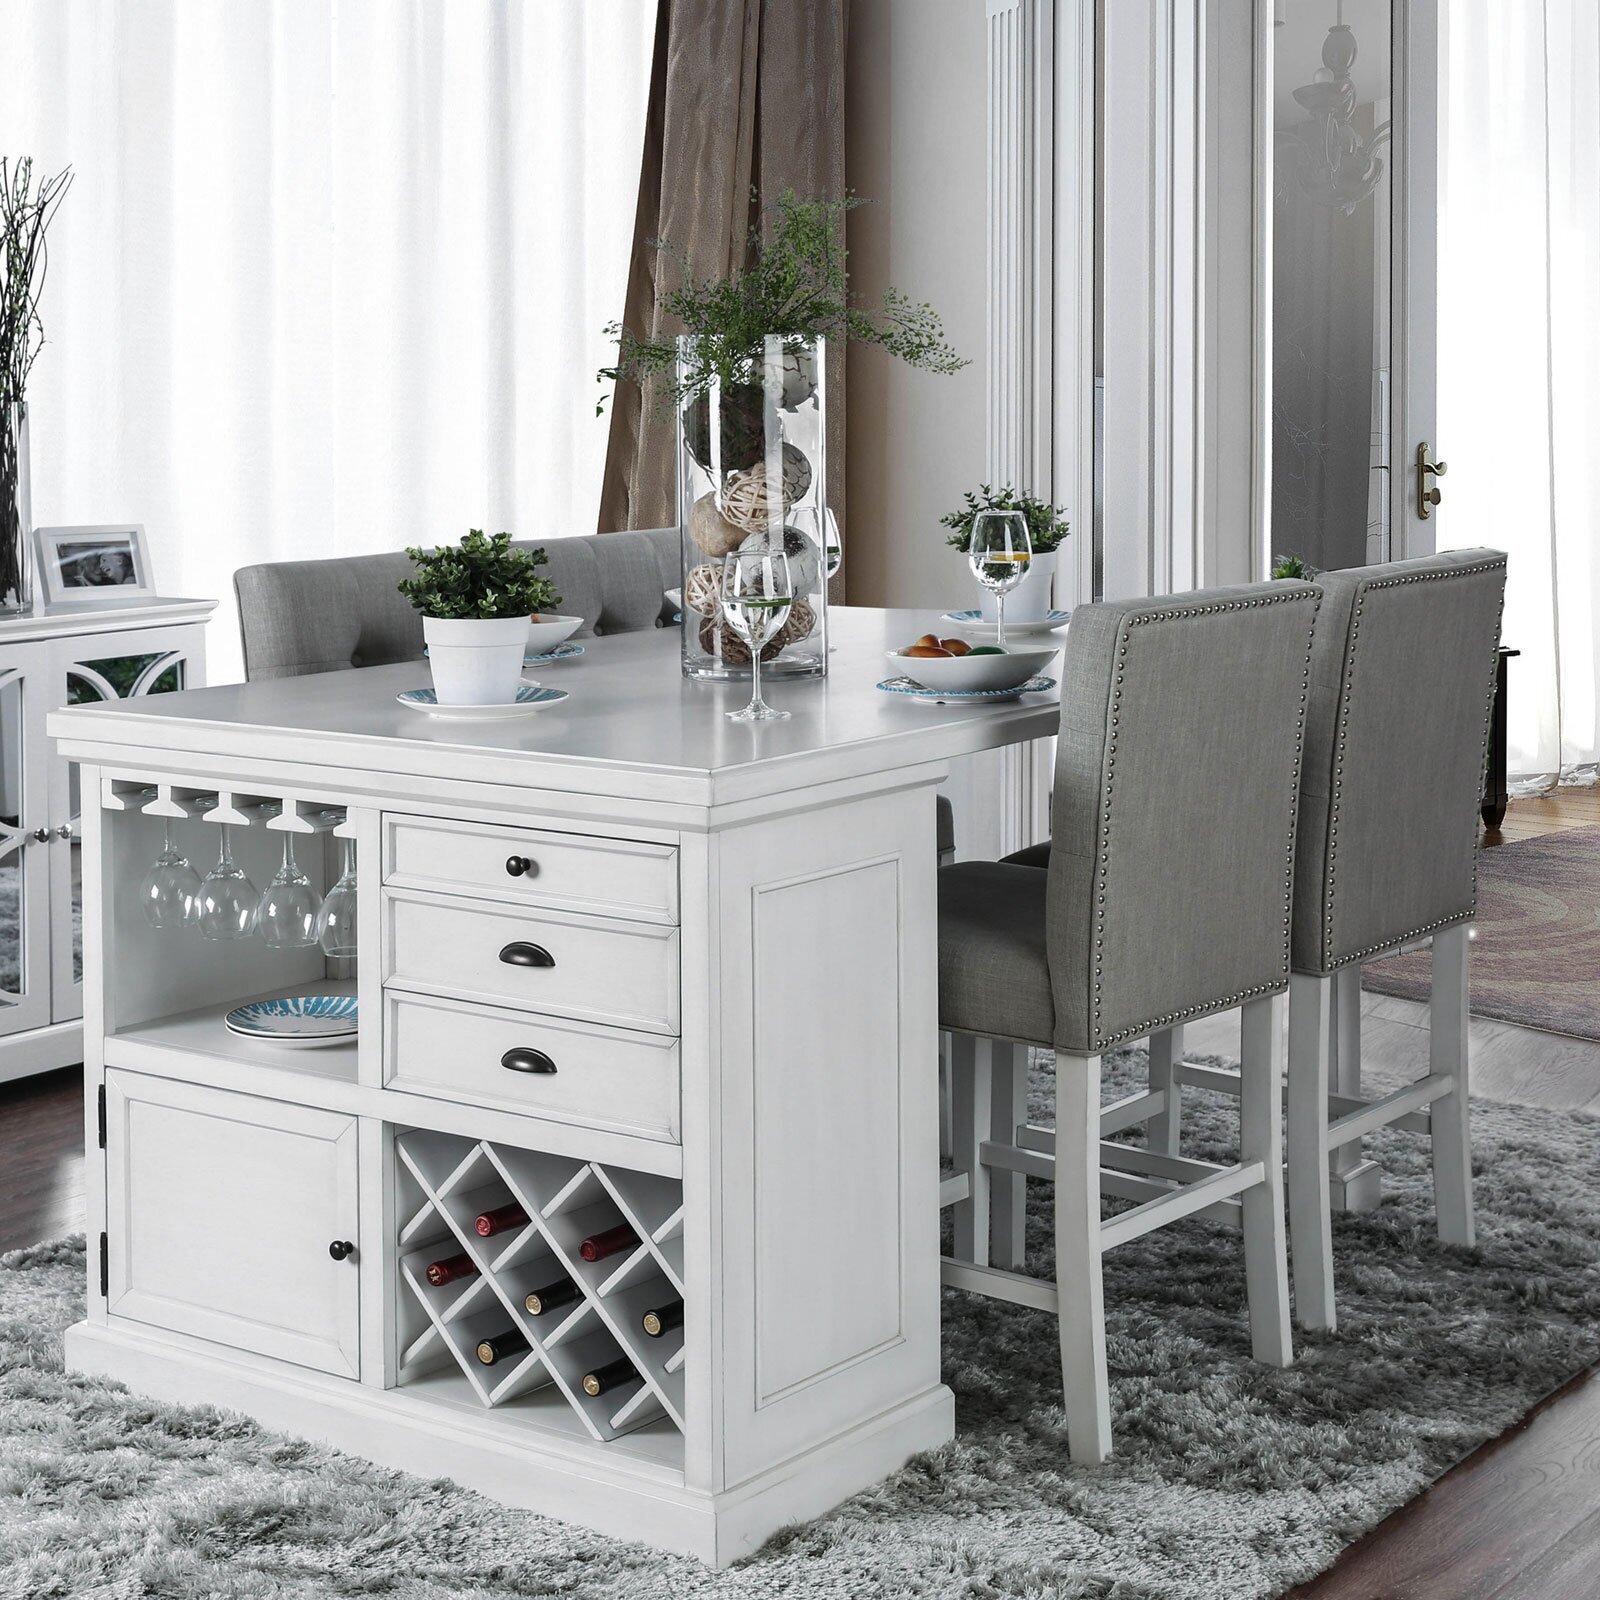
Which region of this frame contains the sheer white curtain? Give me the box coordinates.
[0,0,655,681]
[1438,0,1600,790]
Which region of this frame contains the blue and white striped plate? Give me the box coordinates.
[225,994,359,1047]
[524,642,584,665]
[876,675,1057,707]
[941,608,1073,635]
[397,684,568,719]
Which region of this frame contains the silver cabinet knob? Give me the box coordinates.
[56,823,73,840]
[29,827,49,843]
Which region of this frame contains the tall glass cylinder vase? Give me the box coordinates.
[677,334,829,680]
[0,403,31,617]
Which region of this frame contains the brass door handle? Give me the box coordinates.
[1417,442,1448,520]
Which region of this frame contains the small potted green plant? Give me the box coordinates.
[941,486,1070,624]
[398,530,559,705]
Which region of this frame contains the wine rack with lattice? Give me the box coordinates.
[394,1129,685,1442]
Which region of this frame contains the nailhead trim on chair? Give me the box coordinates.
[1318,557,1508,974]
[1088,587,1321,1052]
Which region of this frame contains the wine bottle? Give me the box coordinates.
[474,1201,530,1238]
[476,1327,531,1366]
[578,1222,639,1263]
[523,1276,580,1316]
[581,1355,640,1397]
[640,1297,683,1338]
[425,1251,478,1288]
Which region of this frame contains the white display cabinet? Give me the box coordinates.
[0,600,213,1084]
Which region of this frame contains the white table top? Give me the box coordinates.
[48,608,1063,809]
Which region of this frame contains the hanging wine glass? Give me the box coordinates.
[256,833,322,948]
[317,836,358,957]
[138,819,201,930]
[193,824,260,941]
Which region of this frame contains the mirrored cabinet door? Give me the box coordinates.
[50,638,198,1025]
[0,657,54,1039]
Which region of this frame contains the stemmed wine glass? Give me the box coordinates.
[720,548,794,722]
[968,508,1032,650]
[257,834,322,948]
[317,837,358,957]
[138,820,201,929]
[192,824,260,940]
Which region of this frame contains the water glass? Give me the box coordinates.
[193,824,260,941]
[318,837,358,957]
[720,549,795,722]
[139,820,200,930]
[257,834,322,948]
[967,509,1032,649]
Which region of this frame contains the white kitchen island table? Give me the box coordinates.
[48,607,1060,1566]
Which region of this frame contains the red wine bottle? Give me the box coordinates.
[524,1276,579,1316]
[425,1251,478,1288]
[578,1223,638,1263]
[475,1201,530,1238]
[476,1327,531,1366]
[581,1355,640,1397]
[641,1297,683,1338]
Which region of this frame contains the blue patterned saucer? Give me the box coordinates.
[397,684,568,720]
[524,642,584,665]
[876,675,1057,706]
[941,608,1072,635]
[226,994,359,1048]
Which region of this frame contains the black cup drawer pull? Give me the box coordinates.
[501,1047,557,1075]
[499,941,555,969]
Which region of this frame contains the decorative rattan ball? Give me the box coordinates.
[698,597,817,665]
[719,446,814,535]
[684,561,722,617]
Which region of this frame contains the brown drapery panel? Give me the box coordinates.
[597,0,847,564]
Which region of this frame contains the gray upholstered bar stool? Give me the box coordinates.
[1280,549,1507,1330]
[234,527,680,679]
[939,580,1320,1463]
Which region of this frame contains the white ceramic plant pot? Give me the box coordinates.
[978,550,1057,624]
[423,614,531,705]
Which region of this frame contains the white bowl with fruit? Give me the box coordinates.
[887,633,1059,693]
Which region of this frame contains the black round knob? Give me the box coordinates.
[328,1240,355,1261]
[505,855,534,878]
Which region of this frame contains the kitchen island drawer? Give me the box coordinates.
[382,888,679,1035]
[383,814,677,924]
[385,992,680,1141]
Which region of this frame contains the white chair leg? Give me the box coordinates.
[1055,1051,1112,1463]
[937,1030,953,1160]
[1430,923,1475,1247]
[949,1032,991,1266]
[1287,971,1337,1331]
[989,1040,1028,1270]
[1239,994,1293,1367]
[1328,964,1381,1213]
[1146,1025,1183,1157]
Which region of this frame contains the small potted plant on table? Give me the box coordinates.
[398,530,559,705]
[941,485,1070,625]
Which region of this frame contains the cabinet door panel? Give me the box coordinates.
[105,1071,360,1378]
[0,652,52,1038]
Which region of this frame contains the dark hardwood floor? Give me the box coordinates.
[0,1064,85,1255]
[3,793,1598,1594]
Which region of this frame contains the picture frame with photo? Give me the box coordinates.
[34,525,157,606]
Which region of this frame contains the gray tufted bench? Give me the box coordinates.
[234,527,680,681]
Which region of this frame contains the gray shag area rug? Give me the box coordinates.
[4,1047,1600,1600]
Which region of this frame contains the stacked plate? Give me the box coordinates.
[225,994,359,1048]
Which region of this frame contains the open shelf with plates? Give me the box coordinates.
[98,780,363,1068]
[394,1127,687,1447]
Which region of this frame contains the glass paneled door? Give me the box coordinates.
[49,636,194,1024]
[0,659,53,1039]
[1270,0,1440,572]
